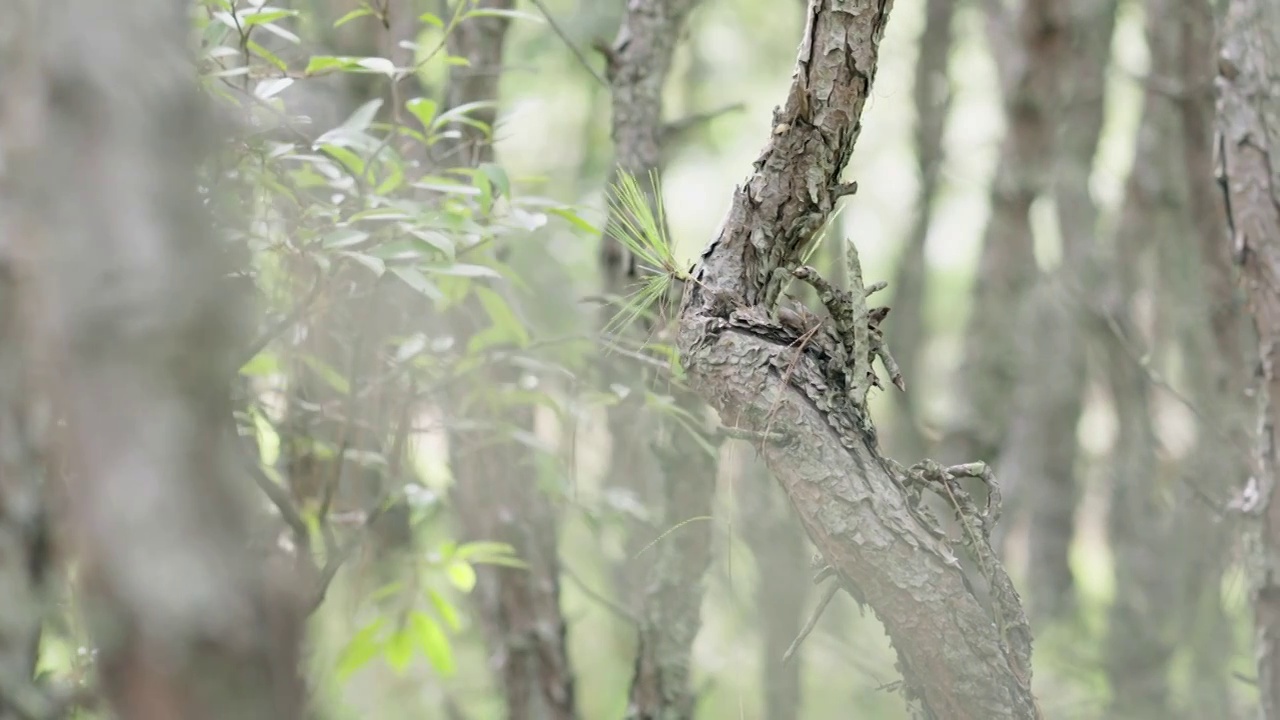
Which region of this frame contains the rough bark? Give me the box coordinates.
[1217,0,1280,714]
[676,1,1040,717]
[882,0,955,461]
[437,4,578,719]
[940,0,1068,466]
[0,2,307,718]
[994,0,1116,621]
[596,1,720,716]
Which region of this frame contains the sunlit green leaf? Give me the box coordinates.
[247,41,289,72]
[336,620,383,680]
[447,561,477,592]
[239,350,281,377]
[427,589,462,632]
[242,8,298,25]
[410,611,456,677]
[382,626,414,674]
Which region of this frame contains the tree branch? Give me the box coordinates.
[676,1,1040,717]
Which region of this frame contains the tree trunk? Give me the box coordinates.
[0,2,307,718]
[737,453,807,718]
[1217,0,1280,714]
[939,0,1068,468]
[995,0,1116,622]
[883,0,955,462]
[436,4,578,719]
[676,1,1040,716]
[596,1,721,716]
[0,226,49,720]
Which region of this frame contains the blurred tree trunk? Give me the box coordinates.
[1160,0,1245,712]
[597,1,720,716]
[0,2,307,719]
[994,0,1116,622]
[939,0,1067,467]
[1101,1,1203,712]
[1217,0,1280,714]
[883,0,955,462]
[436,3,578,719]
[0,229,49,720]
[676,0,1041,716]
[736,453,806,719]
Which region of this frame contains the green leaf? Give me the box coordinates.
[319,144,365,176]
[254,76,293,100]
[305,55,357,75]
[300,355,351,395]
[321,228,370,249]
[340,98,384,133]
[333,6,374,27]
[479,163,510,199]
[404,98,438,131]
[410,611,456,677]
[548,206,601,235]
[447,561,477,593]
[247,41,289,72]
[418,12,445,28]
[239,350,281,377]
[476,287,530,347]
[464,7,544,23]
[425,263,501,279]
[391,267,444,301]
[356,57,396,76]
[242,9,298,25]
[432,100,499,132]
[336,620,383,680]
[427,589,462,632]
[382,626,414,674]
[337,251,386,276]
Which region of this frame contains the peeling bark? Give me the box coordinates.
[677,1,1039,717]
[1217,0,1280,713]
[0,2,306,718]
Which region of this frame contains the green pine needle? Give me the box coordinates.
[602,168,686,338]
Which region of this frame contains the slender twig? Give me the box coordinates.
[562,563,637,624]
[782,581,840,664]
[528,0,608,87]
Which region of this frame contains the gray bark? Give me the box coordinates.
[436,4,578,719]
[1217,0,1280,714]
[676,1,1039,717]
[995,0,1116,622]
[0,2,306,718]
[940,0,1069,466]
[882,0,955,462]
[595,1,720,716]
